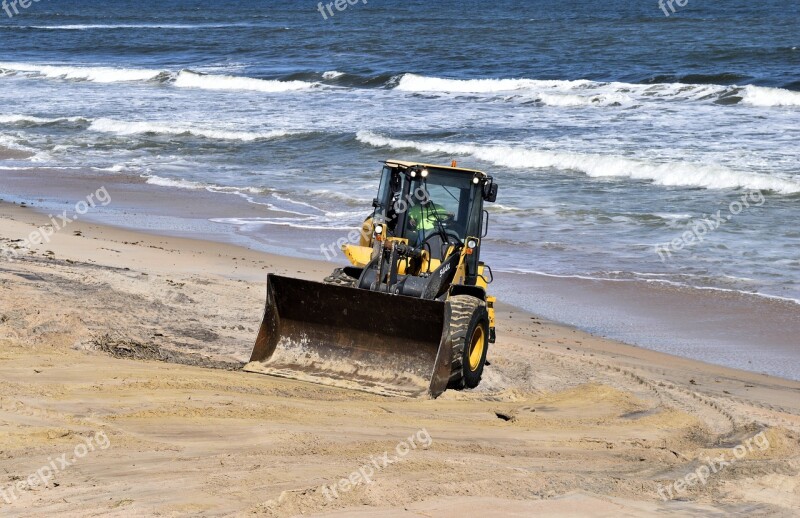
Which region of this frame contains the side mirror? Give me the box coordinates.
[483,182,498,203]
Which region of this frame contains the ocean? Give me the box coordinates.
[1,0,798,377]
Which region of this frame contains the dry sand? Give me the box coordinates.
[1,201,799,517]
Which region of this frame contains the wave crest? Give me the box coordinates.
[393,73,800,109]
[396,73,592,93]
[0,62,162,83]
[356,131,800,194]
[0,114,86,125]
[741,85,800,107]
[89,117,300,142]
[173,70,317,93]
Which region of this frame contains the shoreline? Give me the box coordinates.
[1,161,799,381]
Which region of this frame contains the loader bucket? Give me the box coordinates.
[244,275,453,398]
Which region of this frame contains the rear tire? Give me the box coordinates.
[323,268,358,288]
[447,295,489,390]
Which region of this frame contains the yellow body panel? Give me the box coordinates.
[343,238,418,275]
[342,244,373,268]
[452,249,468,286]
[359,218,374,247]
[421,253,441,273]
[486,296,496,330]
[476,264,488,290]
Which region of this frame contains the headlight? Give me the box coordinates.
[420,168,429,178]
[467,239,478,249]
[472,177,480,185]
[410,170,417,178]
[374,224,384,235]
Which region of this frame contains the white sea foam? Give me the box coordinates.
[394,73,800,109]
[0,62,317,93]
[394,73,709,108]
[174,70,316,93]
[652,212,694,221]
[356,131,800,194]
[0,62,318,93]
[89,117,299,142]
[396,73,592,93]
[0,114,85,125]
[210,216,360,232]
[536,92,631,107]
[322,71,345,79]
[143,175,266,196]
[144,175,208,190]
[0,134,35,152]
[741,85,800,107]
[0,62,162,83]
[91,164,128,173]
[271,193,325,213]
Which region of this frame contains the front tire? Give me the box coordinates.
[447,295,489,390]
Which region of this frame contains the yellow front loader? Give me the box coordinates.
[245,160,499,398]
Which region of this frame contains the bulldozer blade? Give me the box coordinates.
[244,275,453,398]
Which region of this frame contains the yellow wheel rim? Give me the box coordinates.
[468,325,486,372]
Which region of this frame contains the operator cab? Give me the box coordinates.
[373,160,498,275]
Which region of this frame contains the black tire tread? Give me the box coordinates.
[447,295,486,389]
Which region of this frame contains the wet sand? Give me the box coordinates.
[0,148,33,161]
[496,271,800,381]
[1,201,799,516]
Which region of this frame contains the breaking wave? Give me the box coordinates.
[356,131,800,194]
[396,73,593,93]
[0,62,319,93]
[0,114,86,125]
[173,70,317,93]
[393,73,800,108]
[89,118,301,142]
[0,62,162,83]
[740,85,800,107]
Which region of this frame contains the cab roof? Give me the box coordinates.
[384,159,487,177]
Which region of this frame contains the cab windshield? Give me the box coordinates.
[399,169,477,250]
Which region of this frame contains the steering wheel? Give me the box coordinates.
[437,216,463,245]
[421,227,463,249]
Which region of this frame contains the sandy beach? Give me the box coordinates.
[2,2,799,515]
[1,195,799,517]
